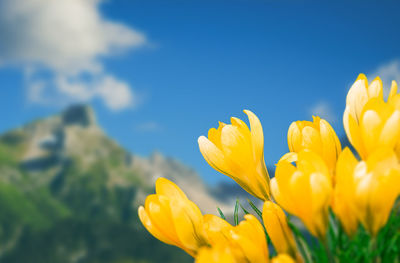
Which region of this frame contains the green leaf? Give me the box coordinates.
[247,199,262,219]
[217,207,226,220]
[287,220,313,263]
[239,204,250,215]
[234,199,239,226]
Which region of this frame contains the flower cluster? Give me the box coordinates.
[138,74,400,262]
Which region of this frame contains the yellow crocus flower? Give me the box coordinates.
[196,245,237,263]
[335,147,400,236]
[197,214,269,263]
[262,201,299,261]
[198,110,270,200]
[230,214,269,262]
[271,150,332,239]
[332,148,359,236]
[343,74,383,127]
[271,254,296,263]
[202,214,233,245]
[138,177,208,257]
[344,74,400,159]
[288,116,341,173]
[384,80,400,156]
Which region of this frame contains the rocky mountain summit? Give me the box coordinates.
[0,104,252,263]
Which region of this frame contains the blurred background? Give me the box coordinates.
[0,0,399,262]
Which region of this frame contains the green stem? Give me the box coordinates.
[337,222,343,251]
[322,239,335,263]
[297,237,313,263]
[287,220,312,263]
[369,237,381,263]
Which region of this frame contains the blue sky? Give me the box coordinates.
[1,0,400,184]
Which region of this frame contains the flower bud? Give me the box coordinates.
[198,110,270,200]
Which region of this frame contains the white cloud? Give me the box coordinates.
[96,76,135,110]
[309,101,336,123]
[27,73,135,110]
[369,59,400,98]
[0,0,147,111]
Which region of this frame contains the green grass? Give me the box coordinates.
[297,207,400,263]
[228,200,400,263]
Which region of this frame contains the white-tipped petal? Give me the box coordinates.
[198,136,233,176]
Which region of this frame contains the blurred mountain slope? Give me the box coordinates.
[0,105,241,263]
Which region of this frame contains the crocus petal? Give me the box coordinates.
[271,177,289,210]
[360,110,382,153]
[208,127,223,149]
[220,125,254,176]
[287,121,302,152]
[263,201,297,256]
[309,172,331,238]
[195,246,236,263]
[156,177,188,200]
[388,80,398,102]
[346,109,366,157]
[198,136,233,176]
[170,199,204,255]
[319,119,341,171]
[230,116,249,131]
[368,77,383,100]
[278,152,298,163]
[274,161,297,213]
[233,214,269,262]
[138,206,174,245]
[271,254,296,263]
[346,74,369,120]
[244,109,264,162]
[202,214,232,245]
[301,126,322,154]
[379,110,400,146]
[146,195,181,245]
[334,148,359,236]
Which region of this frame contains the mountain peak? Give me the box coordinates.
[62,104,96,127]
